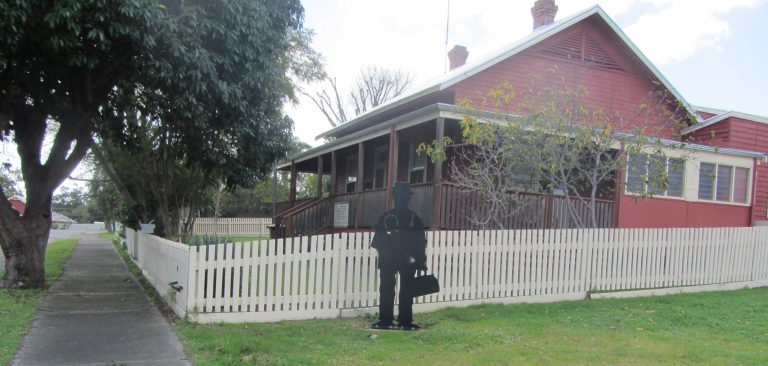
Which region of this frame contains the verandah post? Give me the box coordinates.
[316,155,324,198]
[433,118,445,229]
[385,126,399,210]
[355,143,365,227]
[289,160,297,209]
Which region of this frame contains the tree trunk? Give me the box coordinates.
[1,215,51,288]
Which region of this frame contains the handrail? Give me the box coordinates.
[277,195,335,238]
[274,197,322,220]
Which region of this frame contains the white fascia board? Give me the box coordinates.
[692,105,728,116]
[682,111,768,134]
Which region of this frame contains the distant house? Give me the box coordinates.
[7,195,77,229]
[275,1,768,237]
[8,195,26,216]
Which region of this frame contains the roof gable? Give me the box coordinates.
[318,5,697,140]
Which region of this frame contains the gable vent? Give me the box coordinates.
[539,29,624,72]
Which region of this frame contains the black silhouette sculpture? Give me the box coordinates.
[370,181,427,331]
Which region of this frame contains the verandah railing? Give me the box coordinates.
[439,185,614,229]
[277,183,612,237]
[124,226,768,323]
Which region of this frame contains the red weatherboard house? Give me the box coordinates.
[8,195,26,216]
[275,1,768,237]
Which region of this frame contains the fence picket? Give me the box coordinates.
[125,225,767,324]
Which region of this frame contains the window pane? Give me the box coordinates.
[409,168,424,184]
[667,158,684,197]
[647,155,666,195]
[698,163,715,200]
[626,154,647,193]
[734,167,749,203]
[716,165,732,202]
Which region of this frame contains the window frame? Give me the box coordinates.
[697,162,750,205]
[408,142,427,184]
[345,154,357,193]
[372,145,389,190]
[624,154,685,199]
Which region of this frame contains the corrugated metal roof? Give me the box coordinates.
[316,5,698,140]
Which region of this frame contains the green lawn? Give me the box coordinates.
[0,238,78,365]
[177,287,768,365]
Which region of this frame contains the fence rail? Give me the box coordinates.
[124,226,768,323]
[190,217,272,237]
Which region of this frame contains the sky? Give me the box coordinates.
[287,0,768,146]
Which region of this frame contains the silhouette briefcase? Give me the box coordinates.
[407,271,439,298]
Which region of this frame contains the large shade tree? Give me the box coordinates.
[0,0,320,288]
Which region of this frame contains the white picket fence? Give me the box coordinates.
[122,226,768,323]
[190,217,272,237]
[125,229,191,316]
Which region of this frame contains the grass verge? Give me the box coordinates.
[0,238,78,365]
[176,287,768,365]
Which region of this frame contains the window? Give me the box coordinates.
[409,143,426,184]
[698,162,749,204]
[698,163,715,200]
[667,159,685,197]
[373,145,388,189]
[716,165,732,202]
[345,155,357,193]
[626,154,684,197]
[734,167,749,203]
[626,154,647,194]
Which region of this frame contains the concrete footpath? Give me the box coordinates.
[12,234,190,366]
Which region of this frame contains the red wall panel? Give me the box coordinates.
[617,194,750,228]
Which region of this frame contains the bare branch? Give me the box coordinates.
[305,66,413,127]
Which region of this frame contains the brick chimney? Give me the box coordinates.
[531,0,558,30]
[448,45,469,70]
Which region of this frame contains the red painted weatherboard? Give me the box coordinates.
[449,19,683,140]
[617,194,750,228]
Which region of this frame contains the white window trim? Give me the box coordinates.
[624,154,686,200]
[697,162,751,206]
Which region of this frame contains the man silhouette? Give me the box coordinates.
[370,181,427,331]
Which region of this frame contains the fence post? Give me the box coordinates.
[186,245,197,316]
[334,233,346,313]
[133,230,139,261]
[749,227,758,282]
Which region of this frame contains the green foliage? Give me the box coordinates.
[176,288,768,365]
[186,234,234,247]
[0,238,77,365]
[1,0,322,243]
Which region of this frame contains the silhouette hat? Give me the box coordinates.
[392,181,412,197]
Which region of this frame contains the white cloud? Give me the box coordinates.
[624,0,763,64]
